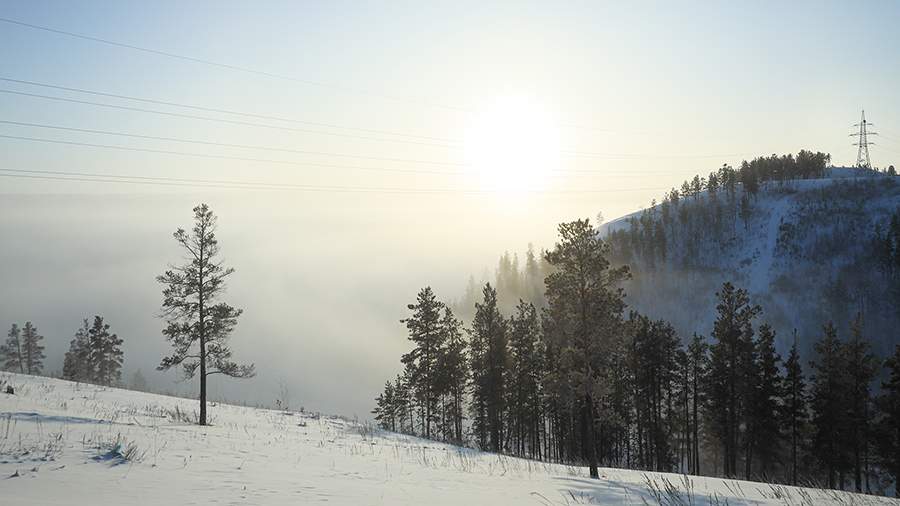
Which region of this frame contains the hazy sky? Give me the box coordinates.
[1,1,899,416]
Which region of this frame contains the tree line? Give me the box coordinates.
[374,218,900,496]
[606,150,832,269]
[0,316,125,387]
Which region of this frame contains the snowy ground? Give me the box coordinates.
[1,373,896,505]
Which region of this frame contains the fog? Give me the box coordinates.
[0,190,646,417]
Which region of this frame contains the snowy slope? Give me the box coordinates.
[601,172,900,356]
[1,372,896,505]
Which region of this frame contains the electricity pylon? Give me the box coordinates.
[850,109,877,169]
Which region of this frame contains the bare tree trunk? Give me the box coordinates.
[585,393,599,479]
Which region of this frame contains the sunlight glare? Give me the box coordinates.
[463,95,562,195]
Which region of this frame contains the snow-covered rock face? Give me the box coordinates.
[1,372,894,505]
[602,175,900,357]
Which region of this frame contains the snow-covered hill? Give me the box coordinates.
[2,372,895,505]
[602,169,900,357]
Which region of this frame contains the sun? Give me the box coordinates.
[463,95,562,195]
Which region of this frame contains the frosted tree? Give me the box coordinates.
[1,324,23,373]
[20,322,45,375]
[157,203,255,425]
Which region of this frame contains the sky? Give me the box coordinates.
[1,1,900,416]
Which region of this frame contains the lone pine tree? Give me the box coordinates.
[157,203,255,425]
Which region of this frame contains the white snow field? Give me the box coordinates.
[1,372,896,506]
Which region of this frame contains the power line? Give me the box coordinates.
[0,167,672,194]
[0,20,661,135]
[0,89,457,148]
[0,134,461,175]
[0,16,470,113]
[0,77,461,144]
[0,111,750,168]
[0,119,465,166]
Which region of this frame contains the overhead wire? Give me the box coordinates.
[0,167,672,194]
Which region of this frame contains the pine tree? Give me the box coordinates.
[876,343,900,497]
[749,323,783,479]
[810,321,851,489]
[845,313,878,492]
[468,283,507,452]
[629,313,681,471]
[157,203,255,425]
[686,334,708,475]
[782,329,808,485]
[508,299,543,458]
[62,319,92,382]
[400,286,444,439]
[437,306,467,443]
[1,324,23,373]
[544,219,629,478]
[20,322,45,375]
[706,282,760,478]
[89,316,124,386]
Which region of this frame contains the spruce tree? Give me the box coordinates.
[20,322,45,375]
[157,203,255,425]
[1,324,23,373]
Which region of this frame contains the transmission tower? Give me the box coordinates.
[850,109,877,169]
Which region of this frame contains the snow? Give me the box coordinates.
[748,192,792,295]
[2,373,896,505]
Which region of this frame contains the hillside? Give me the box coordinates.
[2,372,895,505]
[601,168,900,357]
